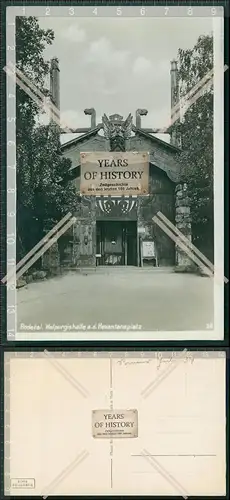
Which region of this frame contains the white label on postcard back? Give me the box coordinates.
[92,409,138,438]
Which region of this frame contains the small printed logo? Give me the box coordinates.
[10,478,35,489]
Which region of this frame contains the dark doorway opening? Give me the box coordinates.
[96,221,137,266]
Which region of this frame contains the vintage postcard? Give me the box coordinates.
[4,350,226,496]
[4,5,225,341]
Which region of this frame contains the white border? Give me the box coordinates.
[213,15,225,342]
[6,8,17,341]
[15,329,224,342]
[6,7,225,342]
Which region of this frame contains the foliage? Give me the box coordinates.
[175,34,214,260]
[16,17,76,262]
[30,124,76,223]
[16,17,54,142]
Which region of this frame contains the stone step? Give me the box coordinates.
[62,266,174,274]
[95,266,174,273]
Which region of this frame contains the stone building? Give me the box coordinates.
[44,58,191,270]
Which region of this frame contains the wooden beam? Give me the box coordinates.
[60,127,91,134]
[141,128,169,134]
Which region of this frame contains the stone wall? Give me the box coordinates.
[42,235,60,273]
[138,196,175,266]
[65,165,176,268]
[175,183,192,267]
[60,132,181,268]
[138,166,176,266]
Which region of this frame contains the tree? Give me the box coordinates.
[16,17,54,259]
[30,123,76,226]
[16,18,76,263]
[175,34,214,262]
[16,17,54,137]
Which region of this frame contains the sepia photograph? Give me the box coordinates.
[5,6,224,340]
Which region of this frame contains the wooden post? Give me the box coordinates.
[140,237,143,267]
[137,231,140,267]
[124,228,127,266]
